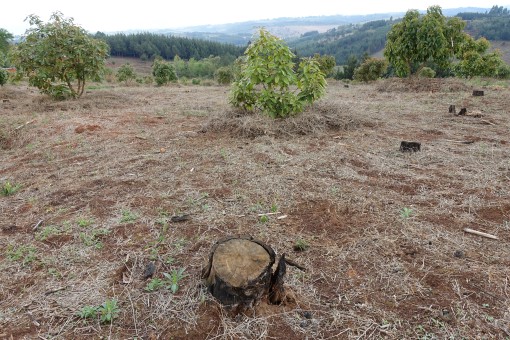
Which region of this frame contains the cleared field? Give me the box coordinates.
[1,78,509,339]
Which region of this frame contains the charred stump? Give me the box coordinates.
[202,236,305,312]
[400,141,421,152]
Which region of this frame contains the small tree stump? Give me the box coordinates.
[400,141,421,152]
[202,237,276,309]
[448,105,456,114]
[472,90,484,96]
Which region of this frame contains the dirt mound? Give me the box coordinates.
[202,102,363,138]
[376,77,471,93]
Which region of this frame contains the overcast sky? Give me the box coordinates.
[2,1,503,35]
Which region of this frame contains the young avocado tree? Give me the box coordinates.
[116,63,137,84]
[152,58,177,86]
[10,12,109,99]
[230,29,326,118]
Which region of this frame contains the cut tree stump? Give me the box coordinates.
[400,141,421,152]
[202,236,305,311]
[202,236,275,308]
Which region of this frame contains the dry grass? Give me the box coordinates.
[1,77,509,339]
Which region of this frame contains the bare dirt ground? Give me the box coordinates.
[1,78,509,339]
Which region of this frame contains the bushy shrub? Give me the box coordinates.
[418,67,436,78]
[214,66,233,85]
[454,50,504,78]
[496,63,510,79]
[152,59,177,86]
[116,63,137,84]
[353,58,388,82]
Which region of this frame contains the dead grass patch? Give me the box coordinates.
[203,102,363,138]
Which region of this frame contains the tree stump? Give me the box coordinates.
[400,141,421,152]
[202,236,305,311]
[202,236,276,309]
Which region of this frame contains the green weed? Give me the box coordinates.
[77,218,94,228]
[77,305,98,319]
[78,299,119,324]
[144,268,187,294]
[294,239,310,251]
[35,225,60,241]
[120,209,138,223]
[98,299,120,324]
[1,181,21,196]
[79,228,110,249]
[145,278,165,292]
[6,244,37,265]
[259,215,269,223]
[400,207,413,219]
[163,268,187,294]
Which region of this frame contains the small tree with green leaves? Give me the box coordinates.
[354,58,388,82]
[230,28,326,118]
[10,12,109,99]
[454,37,507,78]
[116,63,137,84]
[384,6,465,77]
[152,58,177,86]
[214,66,233,84]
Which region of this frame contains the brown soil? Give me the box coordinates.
[1,78,509,339]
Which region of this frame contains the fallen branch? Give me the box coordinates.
[14,119,36,131]
[479,119,496,126]
[285,257,306,271]
[463,228,498,240]
[33,220,44,231]
[257,212,281,217]
[444,139,475,144]
[44,286,67,295]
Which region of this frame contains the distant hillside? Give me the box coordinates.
[287,19,393,65]
[144,7,490,46]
